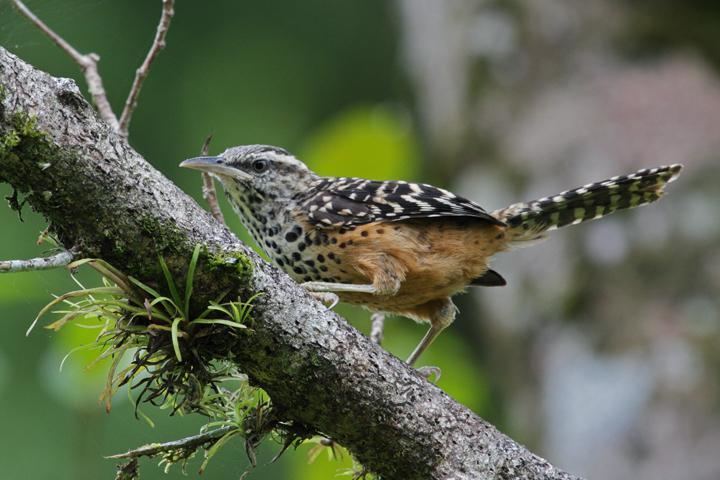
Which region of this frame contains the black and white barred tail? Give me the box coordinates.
[494,164,683,243]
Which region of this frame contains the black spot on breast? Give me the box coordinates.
[298,242,306,251]
[317,254,325,263]
[277,259,284,267]
[327,252,335,260]
[319,265,328,272]
[293,266,305,274]
[304,259,315,267]
[285,231,298,242]
[361,231,369,237]
[339,242,346,248]
[292,252,301,261]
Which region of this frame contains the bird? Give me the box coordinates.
[181,145,682,366]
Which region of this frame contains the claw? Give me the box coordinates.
[308,291,339,309]
[416,365,442,382]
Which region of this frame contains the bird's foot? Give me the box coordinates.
[308,291,339,310]
[416,365,442,383]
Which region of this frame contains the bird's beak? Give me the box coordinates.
[180,156,250,180]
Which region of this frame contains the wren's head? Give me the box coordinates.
[181,145,317,201]
[181,145,319,237]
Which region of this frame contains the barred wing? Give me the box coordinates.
[301,177,505,229]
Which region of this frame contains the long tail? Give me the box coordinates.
[494,164,683,243]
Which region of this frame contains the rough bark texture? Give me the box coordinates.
[0,47,582,480]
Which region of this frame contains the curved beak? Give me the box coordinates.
[180,156,249,179]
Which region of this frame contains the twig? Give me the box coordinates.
[114,459,138,480]
[117,0,175,137]
[0,250,74,273]
[12,0,119,131]
[107,426,235,459]
[198,135,226,224]
[370,313,384,345]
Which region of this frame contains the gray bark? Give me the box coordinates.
[0,46,581,480]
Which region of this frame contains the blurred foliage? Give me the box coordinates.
[615,0,720,68]
[301,105,420,180]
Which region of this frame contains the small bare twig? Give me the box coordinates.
[370,313,385,345]
[199,135,226,224]
[14,0,175,137]
[108,426,236,460]
[117,0,175,137]
[12,0,119,130]
[0,250,74,273]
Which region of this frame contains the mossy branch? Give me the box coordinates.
[0,46,583,480]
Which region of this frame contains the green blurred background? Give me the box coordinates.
[1,1,719,479]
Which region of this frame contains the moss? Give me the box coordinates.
[0,127,19,156]
[0,86,56,179]
[207,249,253,285]
[1,113,34,157]
[0,110,61,221]
[137,214,193,258]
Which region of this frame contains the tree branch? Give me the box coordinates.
[0,249,73,272]
[0,47,582,480]
[107,426,236,460]
[117,0,175,137]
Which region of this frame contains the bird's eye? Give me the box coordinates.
[252,159,269,173]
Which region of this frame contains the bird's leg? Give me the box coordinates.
[302,281,378,310]
[371,312,439,380]
[301,281,378,294]
[406,298,456,381]
[406,324,444,366]
[407,325,446,382]
[302,264,400,297]
[370,312,385,345]
[302,274,401,311]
